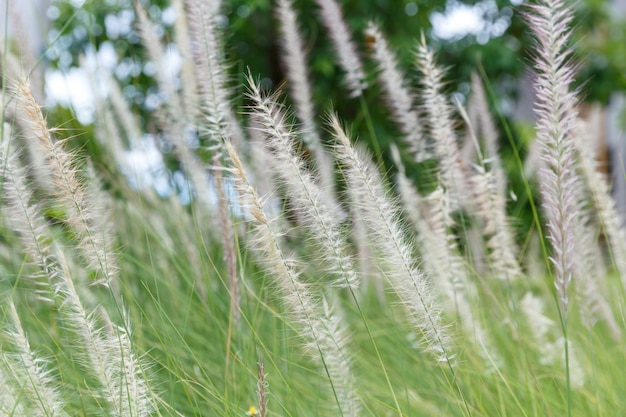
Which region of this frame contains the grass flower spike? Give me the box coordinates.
[1,0,625,415]
[246,76,359,290]
[366,22,428,162]
[225,140,361,417]
[332,115,454,365]
[527,1,584,412]
[527,0,580,318]
[314,0,367,97]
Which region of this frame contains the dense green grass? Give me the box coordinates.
[2,0,626,416]
[107,194,626,416]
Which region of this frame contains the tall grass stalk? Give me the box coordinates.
[331,115,458,365]
[313,0,366,98]
[14,80,117,288]
[225,140,361,417]
[527,0,584,414]
[3,301,69,417]
[275,0,341,221]
[1,0,626,415]
[415,36,467,208]
[366,22,428,162]
[2,80,155,417]
[248,75,405,413]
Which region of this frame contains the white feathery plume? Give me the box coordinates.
[225,141,361,417]
[212,154,240,324]
[366,22,428,161]
[56,252,154,417]
[415,37,467,207]
[455,99,522,281]
[2,145,154,416]
[331,115,454,364]
[394,160,503,369]
[348,144,394,301]
[0,365,30,416]
[94,94,138,181]
[246,77,359,290]
[135,6,218,213]
[13,80,118,288]
[100,69,143,149]
[574,215,621,339]
[135,3,184,115]
[174,131,215,210]
[0,40,22,83]
[568,120,621,339]
[246,122,283,221]
[403,185,468,312]
[275,0,339,209]
[275,0,318,144]
[520,292,560,366]
[0,6,43,101]
[83,59,135,177]
[528,4,584,404]
[2,302,70,417]
[523,136,543,180]
[1,155,57,300]
[468,165,522,281]
[468,72,507,196]
[314,0,367,97]
[172,0,201,119]
[574,117,626,287]
[391,149,467,312]
[527,0,580,318]
[351,206,383,299]
[185,0,233,150]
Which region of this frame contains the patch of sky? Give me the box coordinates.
[45,68,96,124]
[430,0,514,44]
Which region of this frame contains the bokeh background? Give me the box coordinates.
[2,0,626,216]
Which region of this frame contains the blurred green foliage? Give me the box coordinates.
[44,0,625,235]
[47,0,626,116]
[44,0,625,191]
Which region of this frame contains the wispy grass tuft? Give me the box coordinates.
[275,0,338,208]
[2,0,626,415]
[527,0,580,320]
[331,114,454,365]
[313,0,367,97]
[14,79,118,288]
[526,0,585,413]
[366,22,428,162]
[2,301,69,417]
[246,78,358,290]
[226,138,361,417]
[415,36,467,207]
